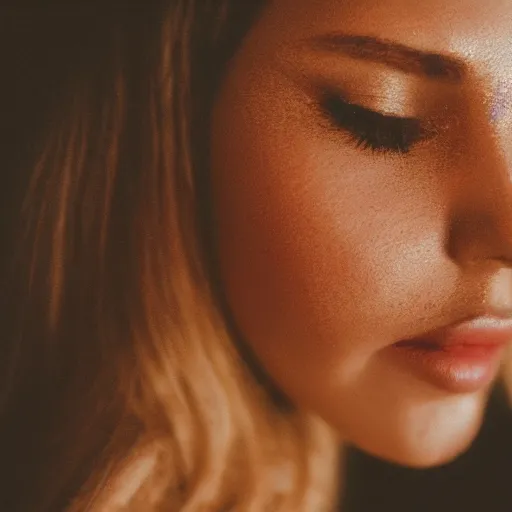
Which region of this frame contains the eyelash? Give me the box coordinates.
[319,92,433,154]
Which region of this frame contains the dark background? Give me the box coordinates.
[342,383,512,511]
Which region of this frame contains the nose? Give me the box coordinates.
[447,110,512,269]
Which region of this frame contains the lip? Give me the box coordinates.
[389,316,512,393]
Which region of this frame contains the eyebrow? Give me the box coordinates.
[307,33,466,82]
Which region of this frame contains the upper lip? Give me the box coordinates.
[396,315,512,348]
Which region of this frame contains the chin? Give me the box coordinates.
[352,421,481,469]
[329,379,490,470]
[356,393,486,469]
[379,433,476,469]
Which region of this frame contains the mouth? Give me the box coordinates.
[389,316,512,393]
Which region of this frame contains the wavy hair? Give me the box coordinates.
[0,2,339,511]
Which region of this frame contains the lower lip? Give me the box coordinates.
[389,341,506,393]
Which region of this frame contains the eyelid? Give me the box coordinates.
[318,90,437,154]
[317,84,416,120]
[341,99,416,122]
[318,88,424,129]
[306,72,426,116]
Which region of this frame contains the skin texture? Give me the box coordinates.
[210,0,512,467]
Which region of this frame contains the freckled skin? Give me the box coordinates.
[210,0,512,467]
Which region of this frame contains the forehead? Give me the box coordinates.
[253,0,512,78]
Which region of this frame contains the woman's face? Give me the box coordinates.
[211,0,512,466]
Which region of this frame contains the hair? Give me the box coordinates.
[0,3,340,511]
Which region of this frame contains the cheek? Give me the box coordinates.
[210,75,450,386]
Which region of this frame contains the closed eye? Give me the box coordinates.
[319,92,434,154]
